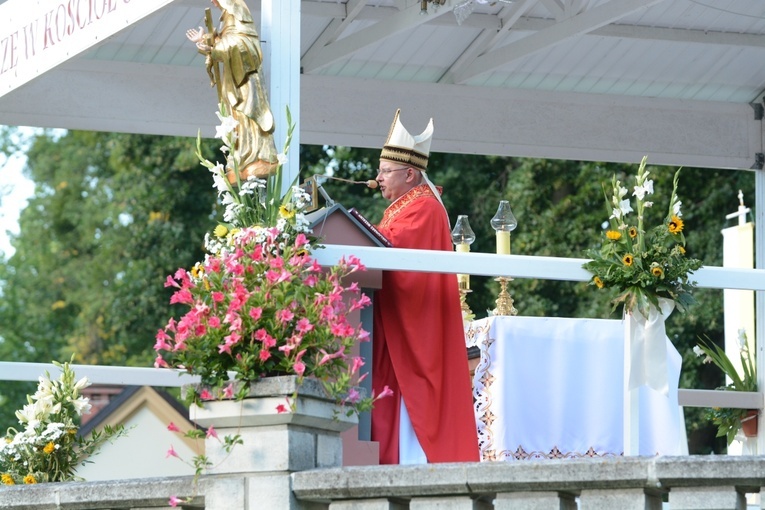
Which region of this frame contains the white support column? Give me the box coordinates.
[260,0,301,197]
[755,166,765,455]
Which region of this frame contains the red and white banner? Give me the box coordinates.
[0,0,175,98]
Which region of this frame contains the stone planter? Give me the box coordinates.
[189,376,358,510]
[190,375,357,474]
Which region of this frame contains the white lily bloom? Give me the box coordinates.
[610,208,621,220]
[277,153,288,165]
[737,328,748,349]
[673,201,683,217]
[72,396,92,416]
[693,345,703,357]
[214,112,238,138]
[619,199,633,216]
[643,201,653,208]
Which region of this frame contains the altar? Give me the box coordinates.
[465,316,687,461]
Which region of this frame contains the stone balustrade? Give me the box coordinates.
[2,456,764,509]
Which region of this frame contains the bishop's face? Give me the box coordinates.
[376,162,417,202]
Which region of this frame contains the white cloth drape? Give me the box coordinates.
[466,316,684,461]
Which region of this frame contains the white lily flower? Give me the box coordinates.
[737,328,748,349]
[214,112,238,139]
[277,153,288,165]
[72,397,92,416]
[673,201,683,217]
[643,201,653,208]
[619,199,633,216]
[693,345,703,357]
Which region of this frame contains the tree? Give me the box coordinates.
[0,132,755,452]
[0,130,220,425]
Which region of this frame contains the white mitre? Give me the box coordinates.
[380,109,434,171]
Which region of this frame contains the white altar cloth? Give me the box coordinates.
[466,316,685,461]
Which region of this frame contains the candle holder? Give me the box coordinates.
[451,215,475,320]
[494,276,518,316]
[491,201,518,315]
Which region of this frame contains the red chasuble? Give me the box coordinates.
[371,184,479,464]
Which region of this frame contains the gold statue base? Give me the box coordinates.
[226,159,278,184]
[494,276,517,316]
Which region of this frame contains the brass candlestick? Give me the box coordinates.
[458,281,474,320]
[494,276,517,316]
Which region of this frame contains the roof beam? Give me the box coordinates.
[301,0,458,73]
[454,0,666,84]
[439,0,537,84]
[301,0,365,63]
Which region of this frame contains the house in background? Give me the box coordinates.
[76,386,201,481]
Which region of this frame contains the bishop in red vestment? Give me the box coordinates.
[371,110,479,464]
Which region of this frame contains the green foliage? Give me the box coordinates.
[695,331,757,445]
[0,131,756,454]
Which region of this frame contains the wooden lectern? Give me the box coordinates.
[306,204,388,466]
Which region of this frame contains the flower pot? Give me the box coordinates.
[741,409,758,438]
[189,375,358,474]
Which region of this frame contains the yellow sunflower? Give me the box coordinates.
[605,230,621,241]
[23,474,37,484]
[213,224,229,238]
[1,473,14,485]
[678,245,686,254]
[593,276,604,289]
[668,215,684,234]
[622,254,634,266]
[651,266,664,277]
[628,227,638,238]
[43,442,55,454]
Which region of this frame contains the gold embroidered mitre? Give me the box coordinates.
[380,108,434,171]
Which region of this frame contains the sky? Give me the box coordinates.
[0,129,35,258]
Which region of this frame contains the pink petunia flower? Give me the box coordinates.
[167,422,181,432]
[169,496,183,507]
[166,445,180,459]
[296,318,313,333]
[223,383,235,399]
[154,355,169,368]
[249,307,263,321]
[199,389,214,401]
[377,385,394,399]
[206,425,218,439]
[293,361,305,376]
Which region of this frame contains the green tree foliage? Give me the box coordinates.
[0,130,220,425]
[0,133,756,453]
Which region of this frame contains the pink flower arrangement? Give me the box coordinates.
[154,225,380,414]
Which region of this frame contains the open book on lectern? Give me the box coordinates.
[305,203,392,248]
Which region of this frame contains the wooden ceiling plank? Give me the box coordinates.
[455,0,666,84]
[301,0,458,73]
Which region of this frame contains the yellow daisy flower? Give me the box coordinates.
[1,473,14,485]
[622,254,634,266]
[628,227,638,238]
[593,277,604,289]
[605,230,621,241]
[43,442,55,454]
[668,215,684,234]
[23,474,37,484]
[651,266,664,277]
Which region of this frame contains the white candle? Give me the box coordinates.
[456,243,470,289]
[496,231,511,255]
